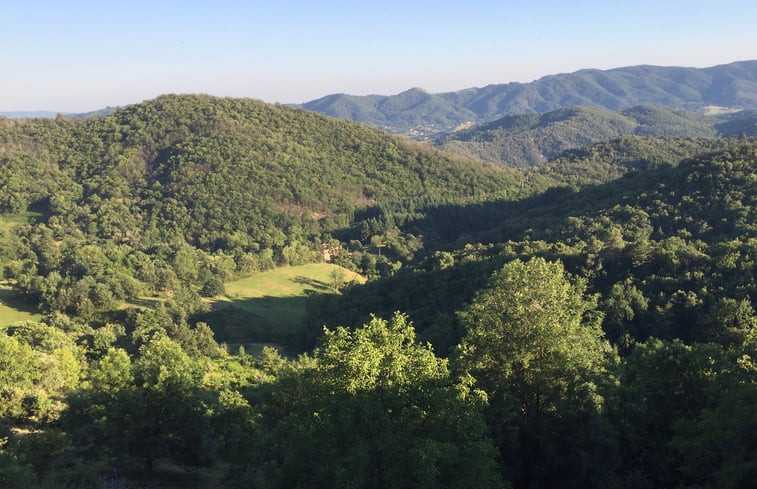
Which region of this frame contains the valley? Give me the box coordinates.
[1,80,756,488]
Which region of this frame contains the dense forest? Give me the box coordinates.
[434,105,757,167]
[1,95,756,488]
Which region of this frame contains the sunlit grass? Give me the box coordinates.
[204,263,365,350]
[221,262,364,301]
[0,209,44,232]
[0,282,41,326]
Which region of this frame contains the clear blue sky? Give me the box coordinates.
[2,0,756,111]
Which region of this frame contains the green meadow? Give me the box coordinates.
[0,209,45,231]
[0,282,41,326]
[0,210,45,325]
[201,263,365,352]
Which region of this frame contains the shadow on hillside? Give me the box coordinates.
[291,275,331,292]
[304,258,502,356]
[334,171,644,247]
[400,162,672,246]
[0,284,40,315]
[193,294,328,354]
[309,159,693,355]
[126,296,164,309]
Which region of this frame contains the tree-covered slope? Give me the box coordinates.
[3,94,521,242]
[435,105,720,166]
[308,140,757,352]
[533,135,730,187]
[301,60,757,135]
[715,108,757,136]
[3,96,757,489]
[301,88,477,136]
[1,94,528,322]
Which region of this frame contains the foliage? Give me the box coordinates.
[255,313,504,489]
[0,321,82,421]
[3,94,757,488]
[457,257,615,488]
[436,105,720,167]
[66,339,214,475]
[0,437,35,489]
[314,140,757,352]
[606,337,757,488]
[0,94,521,323]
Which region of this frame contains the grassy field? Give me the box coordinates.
[0,282,41,326]
[1,210,46,326]
[202,263,365,352]
[0,209,45,232]
[0,260,365,350]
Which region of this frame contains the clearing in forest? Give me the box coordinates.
[203,263,365,352]
[0,282,42,326]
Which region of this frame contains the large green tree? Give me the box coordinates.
[457,257,615,488]
[255,313,504,489]
[65,338,214,474]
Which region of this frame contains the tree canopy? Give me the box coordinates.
[255,313,504,489]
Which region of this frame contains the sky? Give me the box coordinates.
[2,0,757,112]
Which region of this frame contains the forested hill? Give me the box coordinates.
[435,105,731,166]
[311,140,757,351]
[2,94,757,488]
[300,60,757,136]
[305,141,757,488]
[435,105,757,167]
[1,94,528,320]
[1,93,520,230]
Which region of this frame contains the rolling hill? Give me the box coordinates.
[300,60,757,136]
[434,104,745,166]
[308,140,757,352]
[0,94,529,324]
[3,92,757,489]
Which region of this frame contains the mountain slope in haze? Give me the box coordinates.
[301,60,757,136]
[65,106,119,119]
[0,111,61,119]
[532,135,730,188]
[435,105,728,166]
[302,88,478,136]
[0,107,118,119]
[714,108,757,136]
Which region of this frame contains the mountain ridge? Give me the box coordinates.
[300,60,757,136]
[0,107,118,120]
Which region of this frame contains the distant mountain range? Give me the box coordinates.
[6,61,757,140]
[300,60,757,137]
[0,111,61,118]
[0,107,118,119]
[434,105,757,166]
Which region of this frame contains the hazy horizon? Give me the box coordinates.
[3,0,757,112]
